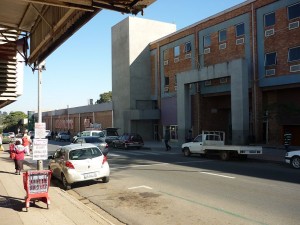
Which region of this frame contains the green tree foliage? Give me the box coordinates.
[95,91,112,104]
[2,111,27,133]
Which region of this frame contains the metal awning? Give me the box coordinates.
[0,0,156,109]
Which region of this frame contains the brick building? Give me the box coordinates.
[148,0,300,145]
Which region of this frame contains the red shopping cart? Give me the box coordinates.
[23,170,52,211]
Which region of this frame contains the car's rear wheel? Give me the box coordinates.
[183,148,191,157]
[61,174,71,190]
[291,156,300,169]
[102,176,110,183]
[220,151,230,161]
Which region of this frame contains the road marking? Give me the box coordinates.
[200,171,235,179]
[128,185,153,190]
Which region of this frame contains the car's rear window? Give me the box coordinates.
[69,147,102,160]
[85,137,104,143]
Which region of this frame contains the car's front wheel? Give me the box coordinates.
[291,156,300,169]
[183,147,191,157]
[61,174,71,190]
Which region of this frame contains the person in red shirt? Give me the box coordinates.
[14,139,25,175]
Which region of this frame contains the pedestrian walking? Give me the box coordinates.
[164,128,171,151]
[22,133,31,156]
[284,130,292,152]
[13,139,25,175]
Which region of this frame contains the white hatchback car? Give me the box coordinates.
[48,143,110,190]
[285,150,300,169]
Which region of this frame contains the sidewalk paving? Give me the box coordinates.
[0,148,120,225]
[0,141,291,225]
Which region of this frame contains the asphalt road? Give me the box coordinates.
[31,142,300,225]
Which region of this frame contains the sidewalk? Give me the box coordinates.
[0,148,121,225]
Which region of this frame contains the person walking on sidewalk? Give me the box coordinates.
[13,139,25,175]
[22,133,31,156]
[164,128,171,151]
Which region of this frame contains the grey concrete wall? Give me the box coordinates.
[112,17,176,135]
[177,58,249,145]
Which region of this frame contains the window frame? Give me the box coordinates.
[235,23,245,37]
[264,12,275,27]
[164,76,169,86]
[218,29,227,42]
[288,2,300,20]
[174,46,180,57]
[203,35,211,48]
[264,52,277,66]
[185,42,191,53]
[288,46,300,62]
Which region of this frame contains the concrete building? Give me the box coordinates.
[112,17,176,140]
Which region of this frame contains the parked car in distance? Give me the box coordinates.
[45,130,51,139]
[8,132,15,138]
[80,130,106,141]
[72,136,109,156]
[55,132,71,141]
[2,133,11,144]
[285,150,300,169]
[103,127,119,146]
[48,143,110,190]
[112,133,144,149]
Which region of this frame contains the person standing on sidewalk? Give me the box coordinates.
[284,130,292,152]
[164,128,171,151]
[13,139,25,175]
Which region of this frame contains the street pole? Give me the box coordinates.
[37,63,43,170]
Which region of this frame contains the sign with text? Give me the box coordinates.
[32,138,48,160]
[35,122,46,139]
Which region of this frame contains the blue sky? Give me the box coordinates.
[2,0,246,114]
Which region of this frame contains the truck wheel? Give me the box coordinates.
[291,156,300,169]
[183,148,191,157]
[220,151,230,161]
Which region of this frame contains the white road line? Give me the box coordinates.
[200,171,235,179]
[128,185,153,190]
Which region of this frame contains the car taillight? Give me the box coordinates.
[65,161,75,169]
[102,156,107,165]
[105,143,108,148]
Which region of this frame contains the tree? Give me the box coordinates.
[2,111,27,133]
[95,91,112,104]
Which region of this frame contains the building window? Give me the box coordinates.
[288,46,300,62]
[264,12,275,27]
[235,23,245,37]
[185,42,191,53]
[203,35,211,48]
[219,29,227,42]
[164,76,169,86]
[288,3,300,20]
[174,46,180,57]
[265,52,277,66]
[163,49,168,60]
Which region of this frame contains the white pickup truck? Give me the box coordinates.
[181,131,262,160]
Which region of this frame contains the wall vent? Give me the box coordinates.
[164,86,169,92]
[219,43,226,50]
[163,60,169,66]
[289,21,299,30]
[204,80,212,86]
[204,48,210,54]
[174,86,177,91]
[174,57,179,63]
[220,78,228,84]
[185,53,191,59]
[236,38,244,45]
[265,28,274,37]
[290,64,300,72]
[265,69,275,76]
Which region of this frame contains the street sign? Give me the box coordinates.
[35,122,46,138]
[32,138,48,160]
